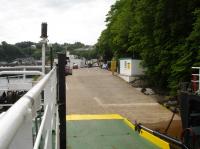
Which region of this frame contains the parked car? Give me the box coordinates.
[65,65,72,75]
[87,63,92,68]
[73,63,78,69]
[102,63,108,69]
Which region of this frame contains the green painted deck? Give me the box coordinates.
[67,119,161,149]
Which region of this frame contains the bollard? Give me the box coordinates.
[57,53,67,149]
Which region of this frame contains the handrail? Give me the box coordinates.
[0,66,50,70]
[0,67,56,149]
[0,71,44,76]
[192,67,200,69]
[0,75,23,79]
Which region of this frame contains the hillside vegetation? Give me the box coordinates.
[0,41,96,62]
[96,0,200,94]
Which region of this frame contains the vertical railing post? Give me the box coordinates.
[23,68,26,80]
[57,53,66,149]
[50,45,53,70]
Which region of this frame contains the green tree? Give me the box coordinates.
[97,0,200,94]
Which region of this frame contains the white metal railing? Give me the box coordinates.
[0,71,44,76]
[0,67,59,149]
[0,65,48,81]
[0,66,50,70]
[0,65,51,91]
[0,66,45,91]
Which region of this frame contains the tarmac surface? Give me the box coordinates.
[66,68,181,137]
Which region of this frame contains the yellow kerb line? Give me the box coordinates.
[66,114,124,121]
[123,118,136,130]
[140,129,170,149]
[123,118,170,149]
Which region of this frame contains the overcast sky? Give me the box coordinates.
[0,0,115,45]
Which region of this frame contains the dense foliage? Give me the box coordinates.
[0,41,24,61]
[96,0,200,94]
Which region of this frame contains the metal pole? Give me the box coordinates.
[40,22,48,74]
[50,46,53,70]
[57,53,66,149]
[42,42,46,74]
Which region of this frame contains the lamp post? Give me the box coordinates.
[49,44,53,70]
[40,22,48,74]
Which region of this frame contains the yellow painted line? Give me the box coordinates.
[123,118,135,130]
[123,118,170,149]
[139,129,170,149]
[66,114,124,121]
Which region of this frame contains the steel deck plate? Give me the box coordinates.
[67,119,160,149]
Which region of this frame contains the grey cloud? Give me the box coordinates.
[42,0,94,9]
[0,0,115,44]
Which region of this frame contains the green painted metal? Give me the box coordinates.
[52,130,56,149]
[67,119,160,149]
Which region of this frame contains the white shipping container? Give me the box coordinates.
[119,58,144,82]
[120,59,144,76]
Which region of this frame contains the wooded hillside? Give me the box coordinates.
[0,41,96,62]
[96,0,200,94]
